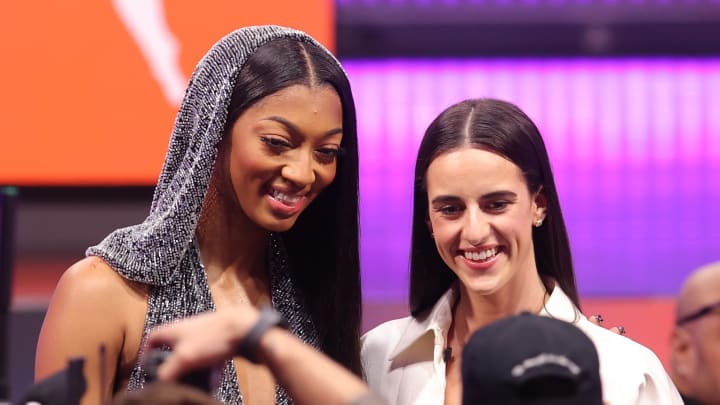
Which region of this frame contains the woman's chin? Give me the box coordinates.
[256,215,301,233]
[459,275,504,297]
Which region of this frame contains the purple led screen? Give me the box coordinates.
[344,59,720,299]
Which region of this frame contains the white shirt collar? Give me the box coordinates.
[388,282,581,360]
[389,285,458,360]
[540,282,582,323]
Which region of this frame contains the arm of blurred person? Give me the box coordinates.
[147,306,386,405]
[35,257,149,405]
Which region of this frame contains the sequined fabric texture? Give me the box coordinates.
[86,25,344,404]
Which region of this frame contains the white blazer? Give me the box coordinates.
[361,285,683,405]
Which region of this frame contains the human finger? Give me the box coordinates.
[155,346,198,381]
[146,325,180,349]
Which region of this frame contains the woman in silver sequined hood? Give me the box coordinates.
[35,25,361,405]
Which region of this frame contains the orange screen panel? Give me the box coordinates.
[0,0,334,185]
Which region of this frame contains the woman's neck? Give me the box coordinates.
[195,183,269,283]
[452,274,549,347]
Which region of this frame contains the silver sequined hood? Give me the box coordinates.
[87,25,344,286]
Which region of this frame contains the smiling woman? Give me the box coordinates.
[34,25,361,405]
[426,147,548,300]
[222,84,344,231]
[361,98,683,405]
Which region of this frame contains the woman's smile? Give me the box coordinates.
[265,186,308,217]
[458,246,504,271]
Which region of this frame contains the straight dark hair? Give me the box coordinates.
[409,98,578,317]
[222,38,362,374]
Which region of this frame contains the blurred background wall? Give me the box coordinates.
[3,0,720,402]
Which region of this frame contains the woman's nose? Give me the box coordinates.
[281,150,315,188]
[462,209,490,245]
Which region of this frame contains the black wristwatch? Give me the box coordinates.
[237,306,288,364]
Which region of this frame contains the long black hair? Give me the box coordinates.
[409,98,578,317]
[221,38,362,374]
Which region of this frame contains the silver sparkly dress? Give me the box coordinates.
[86,25,344,405]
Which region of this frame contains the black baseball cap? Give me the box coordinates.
[461,312,603,405]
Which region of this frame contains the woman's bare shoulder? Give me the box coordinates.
[40,256,148,342]
[36,256,149,402]
[57,256,148,300]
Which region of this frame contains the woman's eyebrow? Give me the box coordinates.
[262,116,342,137]
[431,191,517,205]
[430,195,459,205]
[480,191,517,200]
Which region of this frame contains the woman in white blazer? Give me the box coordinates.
[361,98,682,405]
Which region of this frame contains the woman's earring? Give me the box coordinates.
[534,219,543,227]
